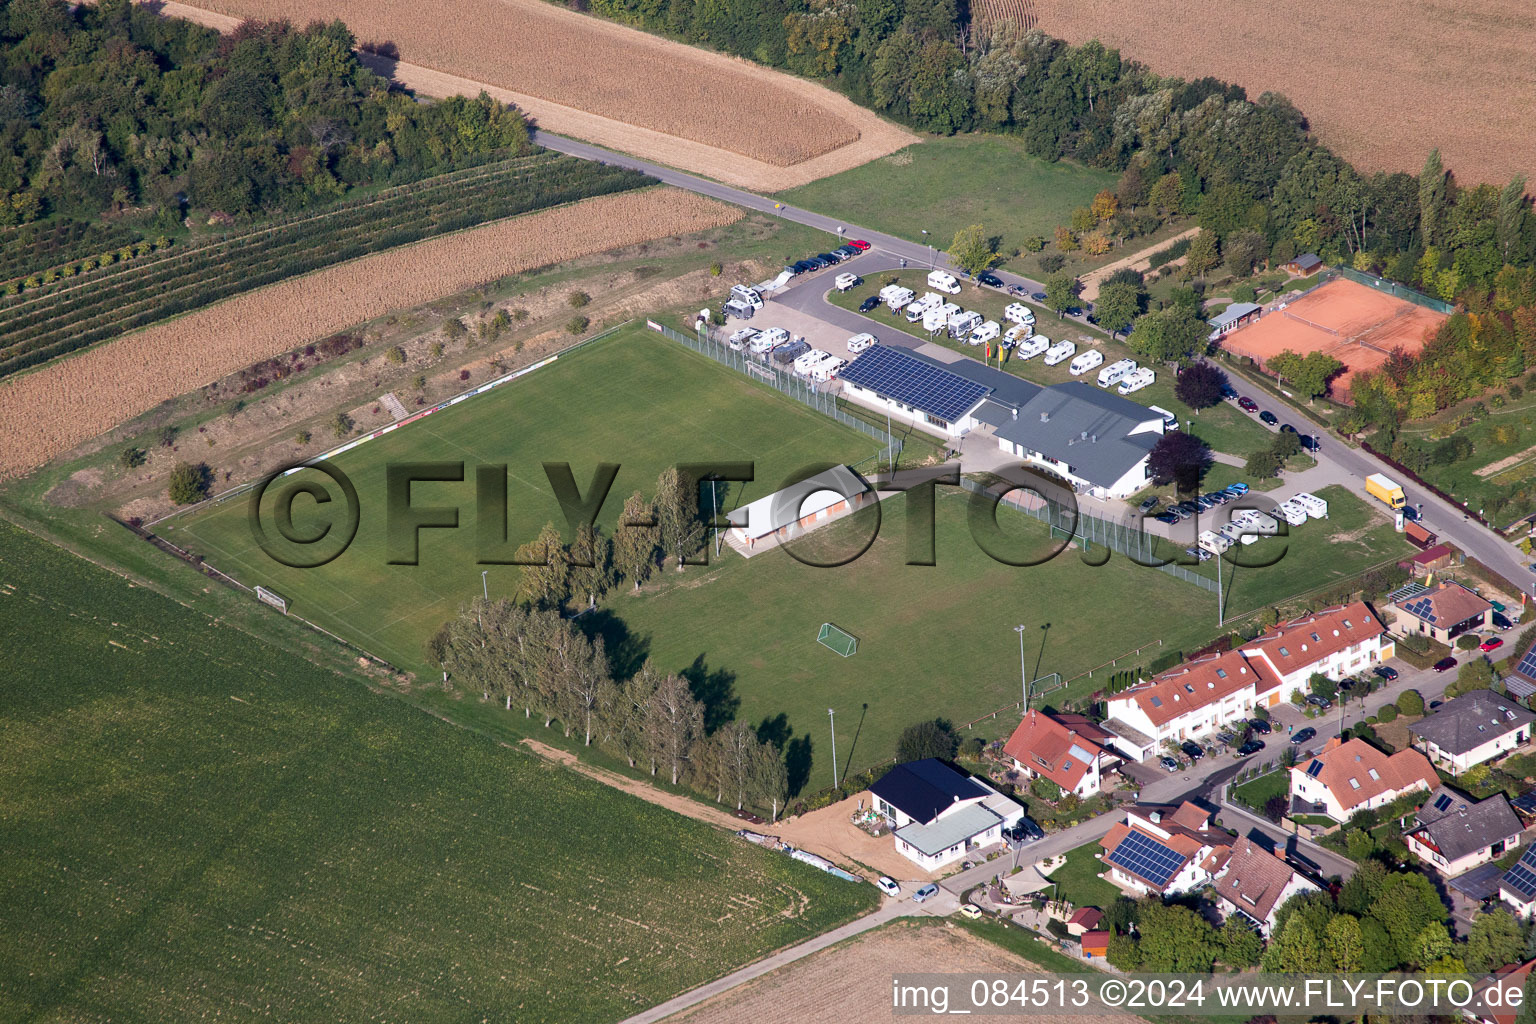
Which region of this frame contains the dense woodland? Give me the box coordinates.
[0,0,529,230]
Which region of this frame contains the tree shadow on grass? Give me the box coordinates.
[577,609,651,681]
[681,653,739,735]
[757,713,814,798]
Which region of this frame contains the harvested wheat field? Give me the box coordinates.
[0,189,740,480]
[159,0,914,190]
[1031,0,1536,185]
[664,921,1139,1024]
[972,0,1041,33]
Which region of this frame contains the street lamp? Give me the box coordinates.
[922,229,933,269]
[828,708,839,790]
[1015,624,1029,709]
[481,569,489,600]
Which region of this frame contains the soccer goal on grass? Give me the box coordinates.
[817,622,858,657]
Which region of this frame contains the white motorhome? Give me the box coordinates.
[1004,302,1035,326]
[846,332,877,354]
[751,327,789,354]
[1147,405,1178,428]
[928,270,961,294]
[727,327,757,351]
[1272,501,1308,527]
[834,272,860,292]
[882,285,915,311]
[1117,367,1155,394]
[1292,491,1329,519]
[1096,358,1137,389]
[1218,521,1256,546]
[949,311,984,340]
[1014,335,1050,360]
[731,284,764,310]
[1232,509,1282,540]
[969,320,1001,347]
[1042,340,1076,366]
[922,306,949,333]
[1198,530,1232,554]
[809,356,846,383]
[1069,350,1104,376]
[905,293,938,322]
[793,348,829,375]
[1003,323,1032,348]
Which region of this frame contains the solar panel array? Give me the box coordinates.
[1106,830,1186,887]
[1400,595,1442,624]
[1433,793,1453,812]
[1305,760,1324,777]
[1388,581,1429,605]
[1516,644,1536,684]
[1502,846,1536,900]
[837,345,991,423]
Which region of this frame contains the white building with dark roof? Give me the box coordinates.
[867,758,1024,870]
[1409,690,1535,774]
[1405,786,1524,877]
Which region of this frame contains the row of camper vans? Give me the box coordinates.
[722,284,765,320]
[1197,491,1329,554]
[790,347,848,382]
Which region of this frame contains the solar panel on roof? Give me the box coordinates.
[1433,794,1453,812]
[1503,847,1536,899]
[1106,830,1186,888]
[838,346,991,423]
[1306,760,1324,777]
[1517,645,1536,681]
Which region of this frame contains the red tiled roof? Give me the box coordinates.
[1002,710,1115,792]
[1081,930,1111,952]
[1244,602,1385,686]
[1068,906,1103,928]
[1396,581,1492,626]
[1292,737,1437,813]
[1474,960,1536,1024]
[1216,837,1303,923]
[1110,648,1277,727]
[1411,543,1454,564]
[1099,804,1233,893]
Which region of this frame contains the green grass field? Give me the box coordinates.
[1046,843,1122,910]
[161,326,883,672]
[0,520,874,1023]
[1230,769,1288,812]
[775,137,1116,271]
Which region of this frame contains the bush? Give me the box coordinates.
[566,316,590,335]
[896,719,959,763]
[430,341,444,358]
[568,290,590,308]
[117,446,145,470]
[158,425,178,448]
[1038,253,1066,275]
[443,318,468,340]
[1456,634,1482,650]
[329,412,354,438]
[960,736,986,759]
[1397,689,1424,716]
[1030,776,1063,801]
[1022,236,1047,253]
[708,262,722,277]
[294,430,311,446]
[1511,382,1525,400]
[1378,704,1398,722]
[166,462,211,505]
[385,346,406,365]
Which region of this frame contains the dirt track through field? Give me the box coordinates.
[1032,0,1536,185]
[520,739,748,831]
[0,189,740,480]
[155,0,915,190]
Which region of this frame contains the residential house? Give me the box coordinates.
[1288,737,1438,822]
[868,758,1024,870]
[1405,786,1524,877]
[1283,253,1323,275]
[1066,906,1103,937]
[1466,959,1536,1024]
[1392,580,1492,643]
[1098,802,1233,896]
[1002,710,1121,798]
[1409,690,1535,774]
[1211,836,1320,936]
[1499,846,1536,918]
[1242,602,1393,706]
[1103,648,1277,750]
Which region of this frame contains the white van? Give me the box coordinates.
[905,294,936,322]
[834,272,860,292]
[1003,323,1032,349]
[727,327,757,351]
[846,332,877,353]
[1004,302,1035,326]
[1292,491,1329,519]
[731,285,763,310]
[793,348,829,375]
[928,270,961,294]
[722,299,754,320]
[1042,340,1076,366]
[1069,350,1104,376]
[921,306,948,333]
[1096,358,1137,388]
[1272,502,1308,527]
[882,285,915,311]
[949,311,983,340]
[809,356,846,383]
[1015,335,1050,360]
[969,320,1001,347]
[751,327,789,354]
[1147,405,1178,428]
[1117,367,1155,394]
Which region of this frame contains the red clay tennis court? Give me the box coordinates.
[1220,276,1448,400]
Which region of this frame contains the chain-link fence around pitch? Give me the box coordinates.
[1332,266,1454,315]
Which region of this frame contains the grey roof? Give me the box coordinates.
[971,399,1016,428]
[893,803,1002,855]
[1293,253,1323,271]
[1209,303,1262,330]
[994,382,1162,488]
[1410,787,1522,865]
[1408,690,1535,755]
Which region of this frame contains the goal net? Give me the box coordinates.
[817,622,858,657]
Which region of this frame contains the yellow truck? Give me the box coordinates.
[1365,472,1406,510]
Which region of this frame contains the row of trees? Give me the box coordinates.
[2,2,530,228]
[431,599,791,815]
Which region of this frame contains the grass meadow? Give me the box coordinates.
[0,520,875,1023]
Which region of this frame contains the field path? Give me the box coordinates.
[0,189,740,479]
[520,738,746,831]
[1078,226,1199,300]
[145,0,915,191]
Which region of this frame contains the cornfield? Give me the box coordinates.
[972,0,1038,33]
[185,0,861,168]
[0,189,741,480]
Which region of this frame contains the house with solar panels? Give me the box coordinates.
[1501,645,1536,704]
[1098,803,1233,897]
[1288,737,1437,822]
[836,345,1165,499]
[1500,846,1536,917]
[1391,580,1493,644]
[1001,710,1122,798]
[1407,690,1535,774]
[866,758,1025,871]
[1210,836,1319,936]
[1404,786,1523,877]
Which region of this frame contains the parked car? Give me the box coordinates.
[1291,727,1317,745]
[1373,665,1399,681]
[1280,423,1297,434]
[1139,497,1161,512]
[1007,284,1028,297]
[1226,482,1250,495]
[848,239,871,251]
[1434,656,1458,672]
[959,903,983,919]
[859,295,880,313]
[1495,613,1514,630]
[1248,719,1272,734]
[1306,694,1332,709]
[1236,740,1265,757]
[1238,396,1259,412]
[912,883,939,903]
[1430,700,1444,709]
[1160,755,1180,772]
[1154,512,1180,525]
[1018,818,1044,841]
[1301,434,1321,452]
[1259,411,1279,426]
[1481,636,1505,652]
[1180,740,1205,761]
[1221,384,1239,400]
[1031,291,1047,302]
[835,244,859,258]
[876,876,901,897]
[978,272,1004,288]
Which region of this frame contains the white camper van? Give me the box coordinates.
[834,272,860,292]
[1003,323,1032,349]
[928,270,961,294]
[1042,340,1076,366]
[1004,302,1035,326]
[1273,500,1309,526]
[751,327,789,354]
[1198,530,1232,554]
[846,332,877,354]
[809,356,846,383]
[731,284,764,310]
[905,293,938,322]
[922,306,949,333]
[969,320,1001,347]
[1069,350,1104,376]
[1117,367,1155,394]
[792,348,829,375]
[882,285,915,311]
[1015,335,1050,360]
[1096,358,1137,389]
[949,311,983,340]
[1291,491,1329,519]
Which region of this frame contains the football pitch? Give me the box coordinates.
[163,325,884,671]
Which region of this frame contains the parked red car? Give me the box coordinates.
[1238,396,1259,412]
[848,239,871,251]
[1434,656,1458,672]
[1480,637,1504,652]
